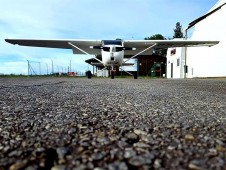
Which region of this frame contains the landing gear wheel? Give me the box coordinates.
[87,71,92,79]
[111,71,115,79]
[134,72,138,79]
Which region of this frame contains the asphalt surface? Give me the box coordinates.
[0,77,226,170]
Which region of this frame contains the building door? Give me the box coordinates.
[171,63,173,78]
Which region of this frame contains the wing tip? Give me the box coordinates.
[5,39,15,45]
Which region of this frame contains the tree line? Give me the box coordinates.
[144,22,184,56]
[145,22,184,40]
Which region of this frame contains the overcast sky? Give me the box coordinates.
[0,0,217,75]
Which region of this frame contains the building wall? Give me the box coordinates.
[97,69,109,77]
[167,47,185,78]
[187,3,226,78]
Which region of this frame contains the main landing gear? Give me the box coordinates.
[133,72,138,79]
[87,71,92,79]
[110,70,115,79]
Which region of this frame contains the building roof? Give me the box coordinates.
[187,1,226,30]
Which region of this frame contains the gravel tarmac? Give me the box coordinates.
[0,77,226,170]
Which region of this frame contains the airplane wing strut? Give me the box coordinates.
[68,42,104,64]
[123,43,157,63]
[68,42,90,55]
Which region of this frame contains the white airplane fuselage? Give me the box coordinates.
[101,45,124,67]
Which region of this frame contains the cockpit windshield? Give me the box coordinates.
[102,40,122,46]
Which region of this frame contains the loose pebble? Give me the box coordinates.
[0,78,226,169]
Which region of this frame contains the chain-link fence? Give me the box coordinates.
[27,60,85,76]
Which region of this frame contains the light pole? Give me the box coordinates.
[46,63,49,75]
[27,60,30,76]
[39,62,41,75]
[52,60,54,74]
[70,60,71,72]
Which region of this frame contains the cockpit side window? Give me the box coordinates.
[103,47,110,52]
[116,47,123,52]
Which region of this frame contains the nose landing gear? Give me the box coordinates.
[110,66,115,79]
[110,71,115,79]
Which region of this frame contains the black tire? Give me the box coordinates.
[87,71,92,79]
[134,72,138,79]
[111,71,115,79]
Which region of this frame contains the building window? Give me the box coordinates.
[177,58,180,66]
[171,48,176,55]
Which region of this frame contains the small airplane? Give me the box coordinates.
[5,38,219,79]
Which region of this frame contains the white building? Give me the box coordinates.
[166,44,186,78]
[167,0,226,78]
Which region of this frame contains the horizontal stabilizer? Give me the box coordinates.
[90,62,134,67]
[91,62,104,66]
[121,63,134,66]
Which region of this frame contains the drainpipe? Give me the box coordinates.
[184,27,188,78]
[137,58,139,77]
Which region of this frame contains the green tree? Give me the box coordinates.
[145,34,166,40]
[173,22,184,38]
[144,34,167,56]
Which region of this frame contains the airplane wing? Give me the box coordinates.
[123,39,219,55]
[5,39,102,55]
[5,38,219,56]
